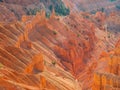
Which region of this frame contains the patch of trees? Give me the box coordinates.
[116,5,120,10]
[25,8,41,15]
[109,0,116,2]
[54,3,70,16]
[25,0,70,16]
[41,0,70,16]
[91,8,105,14]
[0,0,3,2]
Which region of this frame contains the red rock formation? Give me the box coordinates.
[1,1,120,89]
[3,0,39,5]
[109,40,120,75]
[93,72,120,90]
[24,54,44,74]
[92,39,120,90]
[0,15,82,90]
[0,4,17,22]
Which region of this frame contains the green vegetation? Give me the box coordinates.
[53,30,57,35]
[77,34,80,37]
[40,0,70,16]
[109,0,116,2]
[24,0,70,16]
[26,8,41,15]
[46,12,50,18]
[0,63,3,68]
[54,3,70,16]
[101,8,105,12]
[52,61,56,66]
[49,5,53,11]
[0,0,3,2]
[91,10,96,14]
[116,5,120,10]
[91,8,105,14]
[44,60,46,65]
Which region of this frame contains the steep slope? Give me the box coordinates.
[0,0,69,20]
[0,3,17,22]
[0,17,82,90]
[23,11,96,76]
[92,39,120,90]
[0,8,96,90]
[63,0,120,13]
[0,0,120,90]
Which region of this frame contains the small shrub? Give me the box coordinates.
[77,34,80,37]
[26,8,41,15]
[109,0,116,2]
[0,0,3,2]
[55,4,70,16]
[40,0,70,16]
[53,30,57,35]
[101,8,105,12]
[49,5,53,11]
[116,5,120,10]
[44,60,46,65]
[52,61,56,66]
[0,63,3,68]
[46,12,50,18]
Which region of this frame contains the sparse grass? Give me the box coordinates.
[0,63,3,68]
[52,61,56,66]
[53,30,57,35]
[44,60,46,65]
[109,0,116,2]
[77,34,80,37]
[25,8,41,15]
[116,5,120,10]
[46,12,50,18]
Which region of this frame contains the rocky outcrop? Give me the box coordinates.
[27,12,96,76]
[3,0,39,5]
[1,1,120,89]
[109,40,120,75]
[93,72,120,90]
[92,39,120,90]
[24,54,44,74]
[0,4,17,22]
[63,0,120,14]
[0,14,82,90]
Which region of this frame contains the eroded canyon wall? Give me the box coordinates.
[92,40,120,90]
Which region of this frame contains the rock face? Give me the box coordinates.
[63,0,120,13]
[0,9,82,90]
[0,0,120,90]
[0,4,17,22]
[24,54,44,74]
[93,72,120,90]
[92,40,120,90]
[23,12,96,76]
[3,0,39,5]
[109,39,120,76]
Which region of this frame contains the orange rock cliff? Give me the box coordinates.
[92,40,120,90]
[0,0,120,90]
